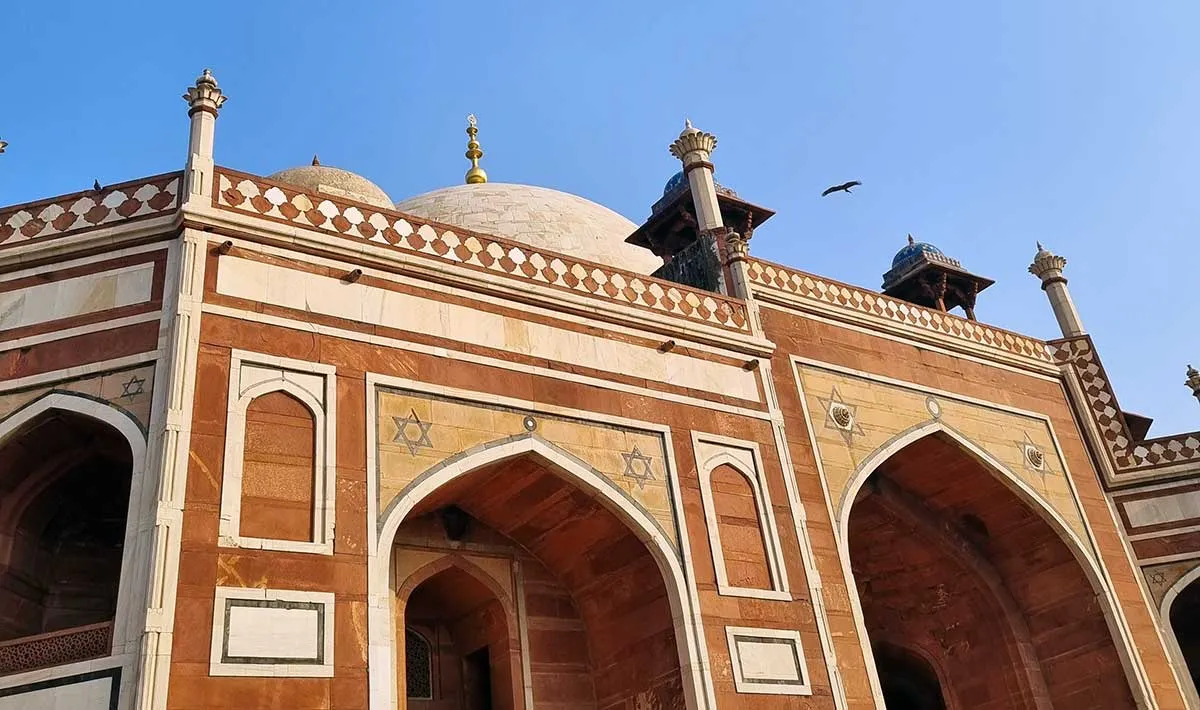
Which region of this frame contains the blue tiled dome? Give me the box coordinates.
[891,239,943,268]
[663,170,688,196]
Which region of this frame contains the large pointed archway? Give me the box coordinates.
[841,429,1140,709]
[0,393,148,678]
[370,437,709,710]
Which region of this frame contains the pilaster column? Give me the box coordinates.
[181,69,227,201]
[1028,243,1086,338]
[670,120,723,232]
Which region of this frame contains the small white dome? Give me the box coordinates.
[395,183,661,274]
[268,164,392,210]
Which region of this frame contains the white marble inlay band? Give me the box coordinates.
[0,262,154,332]
[215,256,759,402]
[1124,490,1200,529]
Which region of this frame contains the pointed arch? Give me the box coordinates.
[835,419,1154,709]
[368,434,713,710]
[0,391,149,654]
[398,554,522,708]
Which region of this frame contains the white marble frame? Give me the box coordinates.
[690,431,791,601]
[0,392,152,709]
[791,355,1163,709]
[209,586,336,678]
[218,350,337,555]
[724,626,812,696]
[366,373,718,710]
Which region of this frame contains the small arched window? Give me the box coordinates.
[239,390,317,542]
[405,628,433,699]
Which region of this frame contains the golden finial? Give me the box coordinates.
[464,113,487,184]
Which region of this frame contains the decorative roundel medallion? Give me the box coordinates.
[830,403,853,429]
[522,416,538,432]
[1025,446,1045,470]
[926,397,942,419]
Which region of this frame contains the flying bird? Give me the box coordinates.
[0,139,7,154]
[93,179,102,192]
[821,180,861,197]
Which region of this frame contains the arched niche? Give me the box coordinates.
[370,437,711,710]
[838,426,1145,709]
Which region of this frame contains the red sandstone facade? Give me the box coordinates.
[0,70,1198,710]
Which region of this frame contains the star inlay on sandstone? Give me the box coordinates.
[120,374,146,400]
[816,386,864,446]
[393,408,433,455]
[1015,432,1048,475]
[621,445,655,489]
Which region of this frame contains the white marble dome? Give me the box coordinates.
[268,164,392,210]
[394,183,662,274]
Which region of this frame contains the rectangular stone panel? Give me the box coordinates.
[210,587,334,677]
[724,626,811,695]
[0,668,118,710]
[224,602,323,662]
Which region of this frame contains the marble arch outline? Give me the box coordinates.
[834,420,1156,710]
[367,436,715,710]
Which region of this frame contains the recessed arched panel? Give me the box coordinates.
[219,351,337,555]
[239,390,316,542]
[708,463,773,591]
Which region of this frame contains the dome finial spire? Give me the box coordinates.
[464,113,487,185]
[311,154,320,166]
[907,234,915,245]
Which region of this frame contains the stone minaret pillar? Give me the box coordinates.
[1028,243,1086,338]
[182,69,227,200]
[670,120,723,232]
[667,119,759,304]
[1187,365,1200,404]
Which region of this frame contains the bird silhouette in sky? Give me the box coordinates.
[93,179,102,192]
[821,180,861,197]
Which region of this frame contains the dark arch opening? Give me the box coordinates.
[404,565,514,710]
[847,432,1136,709]
[874,643,945,710]
[393,452,685,710]
[0,408,133,673]
[1169,578,1200,695]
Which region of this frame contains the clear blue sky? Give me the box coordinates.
[2,1,1197,434]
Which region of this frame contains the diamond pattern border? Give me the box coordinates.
[0,172,181,248]
[213,168,750,332]
[1050,335,1200,472]
[744,258,1051,363]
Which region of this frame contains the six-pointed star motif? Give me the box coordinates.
[120,375,146,400]
[621,445,655,489]
[393,408,433,455]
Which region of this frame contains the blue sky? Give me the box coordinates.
[1,1,1196,434]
